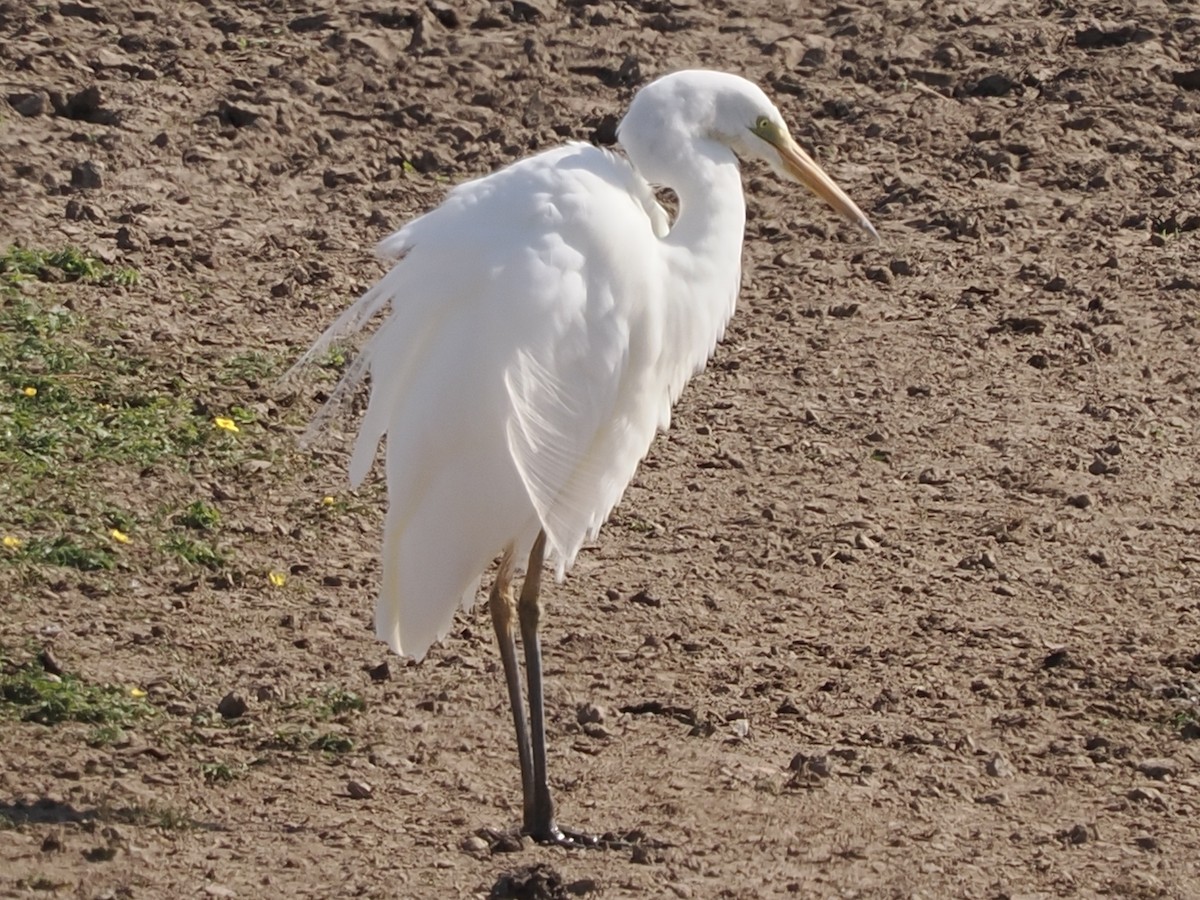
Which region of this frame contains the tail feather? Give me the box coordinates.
[281,247,413,449]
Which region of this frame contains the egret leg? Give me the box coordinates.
[516,532,601,847]
[488,548,535,824]
[515,531,558,839]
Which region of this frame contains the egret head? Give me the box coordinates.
[741,111,878,241]
[620,70,878,240]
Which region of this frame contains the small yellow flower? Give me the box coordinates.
[110,528,130,544]
[321,496,335,506]
[2,535,23,549]
[130,687,147,698]
[22,386,37,397]
[268,570,287,587]
[213,417,239,433]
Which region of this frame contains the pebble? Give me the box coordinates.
[576,703,606,725]
[216,692,248,719]
[70,160,105,190]
[346,779,373,799]
[1065,823,1090,844]
[461,835,488,853]
[985,753,1014,778]
[254,685,280,702]
[1136,758,1179,780]
[1127,786,1163,804]
[9,92,48,117]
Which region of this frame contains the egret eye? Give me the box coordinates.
[753,115,772,135]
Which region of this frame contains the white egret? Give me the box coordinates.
[288,69,876,845]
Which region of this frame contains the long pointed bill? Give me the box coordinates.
[771,132,878,242]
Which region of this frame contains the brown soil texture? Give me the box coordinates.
[3,0,1200,897]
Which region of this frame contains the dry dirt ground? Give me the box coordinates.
[2,0,1199,897]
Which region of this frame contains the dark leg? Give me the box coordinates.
[515,532,558,839]
[487,533,631,850]
[516,532,602,847]
[489,547,534,822]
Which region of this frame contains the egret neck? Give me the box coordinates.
[658,139,746,403]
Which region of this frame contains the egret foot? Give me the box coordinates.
[525,823,659,852]
[524,822,604,849]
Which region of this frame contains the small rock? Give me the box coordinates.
[729,718,750,739]
[368,661,391,682]
[628,589,660,607]
[461,835,488,853]
[60,2,108,23]
[1134,834,1158,851]
[216,100,264,129]
[576,703,606,725]
[322,167,365,188]
[917,467,951,485]
[346,779,373,799]
[254,684,280,702]
[216,692,248,720]
[985,753,1014,778]
[1173,68,1200,91]
[1128,786,1163,804]
[70,160,105,190]
[789,752,831,778]
[55,85,110,123]
[1137,758,1179,780]
[8,92,48,117]
[39,647,64,677]
[92,48,131,70]
[115,226,144,251]
[630,843,653,864]
[1067,493,1092,510]
[203,885,236,899]
[1043,649,1073,669]
[865,265,893,285]
[64,199,103,222]
[1065,823,1090,844]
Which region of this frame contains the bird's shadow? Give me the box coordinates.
[0,796,226,832]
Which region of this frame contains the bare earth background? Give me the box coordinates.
[2,0,1199,897]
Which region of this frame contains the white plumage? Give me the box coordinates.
[288,69,874,843]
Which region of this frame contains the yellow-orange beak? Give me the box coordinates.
[768,128,878,242]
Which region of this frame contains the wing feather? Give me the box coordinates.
[289,142,673,658]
